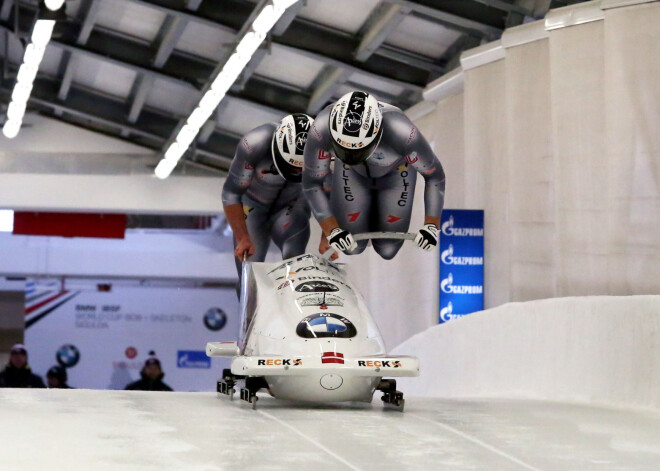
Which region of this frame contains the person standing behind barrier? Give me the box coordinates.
[125,351,173,392]
[46,365,72,389]
[0,344,46,388]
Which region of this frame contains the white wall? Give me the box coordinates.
[392,295,660,411]
[0,230,237,281]
[0,115,152,154]
[406,1,660,314]
[0,115,224,215]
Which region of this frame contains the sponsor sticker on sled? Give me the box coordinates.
[357,359,402,368]
[256,358,302,366]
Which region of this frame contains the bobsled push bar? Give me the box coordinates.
[322,231,416,260]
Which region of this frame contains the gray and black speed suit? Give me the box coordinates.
[303,103,445,260]
[222,123,311,274]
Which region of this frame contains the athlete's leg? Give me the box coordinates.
[372,163,418,260]
[270,204,311,259]
[330,163,372,255]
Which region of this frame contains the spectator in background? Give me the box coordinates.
[0,344,46,388]
[46,365,72,389]
[125,351,173,392]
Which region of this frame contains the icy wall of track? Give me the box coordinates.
[391,295,660,411]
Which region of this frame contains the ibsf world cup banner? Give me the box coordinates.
[24,279,239,391]
[439,210,484,323]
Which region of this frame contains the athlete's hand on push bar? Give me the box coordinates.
[414,223,439,252]
[319,234,339,260]
[234,236,255,260]
[327,227,357,254]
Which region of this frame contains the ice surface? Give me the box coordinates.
[1,389,659,471]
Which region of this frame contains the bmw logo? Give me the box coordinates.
[204,307,227,331]
[56,344,80,368]
[296,313,357,339]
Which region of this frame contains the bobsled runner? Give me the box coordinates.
[206,232,420,411]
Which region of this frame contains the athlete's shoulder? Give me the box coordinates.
[381,102,414,139]
[378,101,403,115]
[239,122,277,156]
[309,105,332,141]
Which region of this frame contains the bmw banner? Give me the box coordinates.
[439,210,484,323]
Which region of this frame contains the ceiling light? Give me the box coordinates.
[3,120,21,139]
[154,1,301,178]
[155,159,178,180]
[31,20,55,48]
[44,0,66,11]
[7,101,26,122]
[11,83,33,103]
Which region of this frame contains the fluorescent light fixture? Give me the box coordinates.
[44,0,66,11]
[7,101,26,121]
[187,106,214,130]
[3,19,58,139]
[11,83,33,103]
[0,210,14,232]
[155,1,300,178]
[236,31,266,60]
[2,120,21,139]
[155,158,179,180]
[31,20,55,48]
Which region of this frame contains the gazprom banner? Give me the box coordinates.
[439,210,484,323]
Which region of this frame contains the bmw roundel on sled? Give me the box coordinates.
[206,232,420,411]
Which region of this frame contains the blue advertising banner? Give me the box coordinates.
[439,210,484,323]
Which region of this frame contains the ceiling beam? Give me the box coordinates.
[376,46,445,75]
[386,0,502,39]
[57,53,77,100]
[152,15,188,69]
[77,0,102,45]
[129,0,429,91]
[5,76,236,167]
[306,66,351,115]
[473,0,532,15]
[0,0,13,22]
[354,3,410,62]
[127,74,154,123]
[186,0,203,11]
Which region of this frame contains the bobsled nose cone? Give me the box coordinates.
[320,374,343,390]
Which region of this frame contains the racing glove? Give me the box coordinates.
[414,223,439,252]
[327,227,357,254]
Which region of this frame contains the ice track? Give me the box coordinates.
[1,389,659,471]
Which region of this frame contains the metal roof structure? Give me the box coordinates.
[0,0,587,174]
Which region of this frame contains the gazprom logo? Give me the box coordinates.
[441,273,483,295]
[440,302,463,322]
[442,215,484,237]
[441,244,483,266]
[177,350,211,369]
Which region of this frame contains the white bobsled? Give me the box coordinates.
[206,232,420,410]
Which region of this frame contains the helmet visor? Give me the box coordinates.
[330,129,382,166]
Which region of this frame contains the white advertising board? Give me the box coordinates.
[24,279,239,391]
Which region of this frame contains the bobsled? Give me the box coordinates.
[206,232,419,410]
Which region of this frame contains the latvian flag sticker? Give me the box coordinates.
[322,352,344,364]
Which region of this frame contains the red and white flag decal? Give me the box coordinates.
[321,352,344,364]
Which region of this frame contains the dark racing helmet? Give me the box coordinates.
[271,113,314,183]
[329,91,383,165]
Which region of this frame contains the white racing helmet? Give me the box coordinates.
[271,113,314,183]
[329,91,383,165]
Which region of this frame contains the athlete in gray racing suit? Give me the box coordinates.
[222,114,316,277]
[303,91,445,259]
